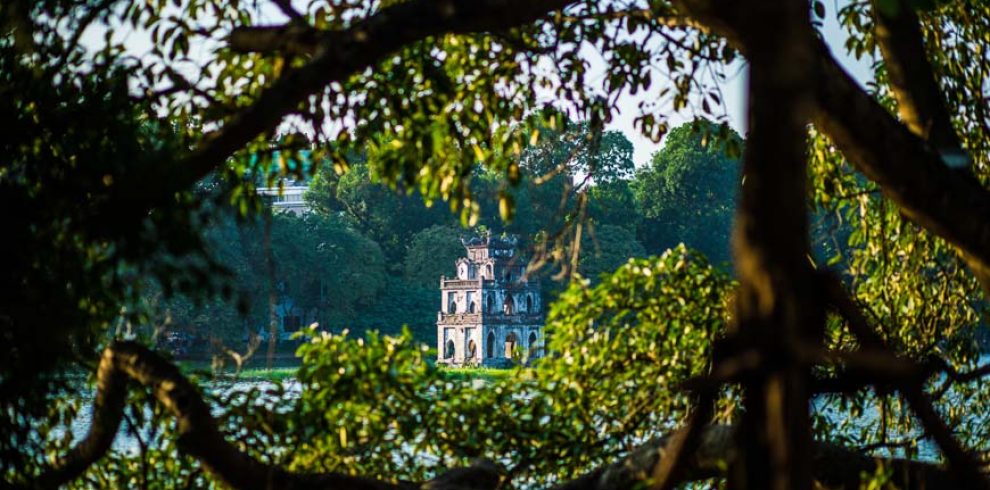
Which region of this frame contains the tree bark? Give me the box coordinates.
[724,2,822,489]
[871,0,963,155]
[555,425,956,490]
[674,0,990,295]
[810,36,990,294]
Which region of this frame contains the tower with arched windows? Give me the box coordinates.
[436,234,544,367]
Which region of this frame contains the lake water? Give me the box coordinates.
[65,371,977,463]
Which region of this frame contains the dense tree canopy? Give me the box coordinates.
[403,225,466,288]
[3,0,990,489]
[633,120,741,265]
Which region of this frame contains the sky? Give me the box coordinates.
[88,1,877,168]
[602,9,876,165]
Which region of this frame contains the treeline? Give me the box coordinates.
[161,119,745,345]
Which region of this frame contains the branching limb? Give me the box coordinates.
[809,35,990,294]
[822,273,990,490]
[553,424,954,490]
[648,390,715,490]
[272,0,305,23]
[34,346,129,489]
[674,0,990,295]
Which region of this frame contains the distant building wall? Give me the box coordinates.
[257,184,310,216]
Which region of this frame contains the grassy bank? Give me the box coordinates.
[177,360,300,382]
[178,361,513,383]
[437,366,514,383]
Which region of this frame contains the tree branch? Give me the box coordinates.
[810,36,990,294]
[673,0,990,295]
[32,341,498,490]
[871,0,965,161]
[553,425,956,490]
[34,345,129,488]
[822,274,990,490]
[105,0,573,231]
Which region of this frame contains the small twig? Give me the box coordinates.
[272,0,305,22]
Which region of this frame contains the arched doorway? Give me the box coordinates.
[504,295,515,315]
[504,332,517,358]
[486,331,495,358]
[467,339,477,360]
[528,332,539,359]
[445,339,455,359]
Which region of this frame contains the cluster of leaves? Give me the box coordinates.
[286,246,730,487]
[73,0,738,225]
[0,6,233,474]
[807,125,990,461]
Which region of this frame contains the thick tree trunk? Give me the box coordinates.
[728,3,822,490]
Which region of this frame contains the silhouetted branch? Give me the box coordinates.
[552,424,955,490]
[103,0,575,236]
[674,0,990,294]
[33,346,129,488]
[32,341,498,490]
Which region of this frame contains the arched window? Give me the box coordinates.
[449,301,457,314]
[467,339,477,359]
[445,340,455,359]
[486,295,494,313]
[469,301,477,313]
[504,332,518,358]
[528,332,539,358]
[487,331,495,358]
[504,295,515,315]
[486,264,493,278]
[526,295,533,313]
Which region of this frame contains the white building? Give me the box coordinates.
[257,183,310,216]
[436,234,544,367]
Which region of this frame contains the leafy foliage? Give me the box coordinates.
[5,0,990,487]
[633,119,742,266]
[62,247,732,488]
[403,225,468,287]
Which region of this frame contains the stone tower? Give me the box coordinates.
[436,234,543,367]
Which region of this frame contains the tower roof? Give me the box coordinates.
[461,233,518,250]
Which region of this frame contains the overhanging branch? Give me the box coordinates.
[673,0,990,295]
[822,274,990,490]
[104,0,574,230]
[811,34,990,294]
